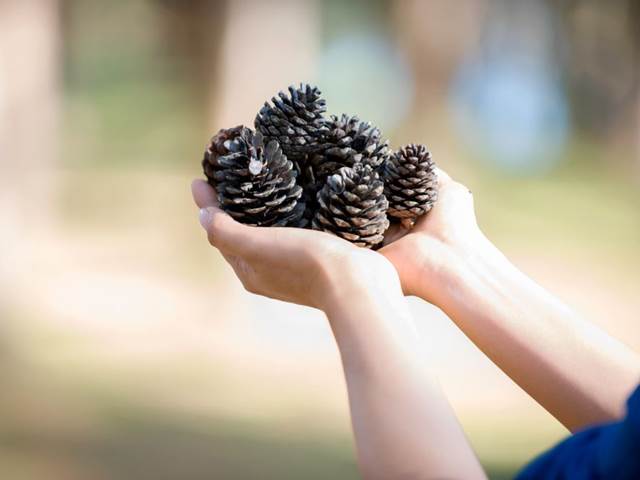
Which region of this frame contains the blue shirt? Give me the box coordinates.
[516,384,640,479]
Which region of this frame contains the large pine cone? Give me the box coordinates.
[382,144,438,220]
[309,114,391,180]
[254,83,328,165]
[202,126,305,227]
[299,114,391,223]
[312,163,389,248]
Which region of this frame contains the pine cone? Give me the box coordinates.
[382,144,438,220]
[299,115,391,224]
[202,126,305,227]
[309,114,391,179]
[312,163,389,248]
[254,83,328,165]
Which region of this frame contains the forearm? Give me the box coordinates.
[324,271,485,479]
[425,234,640,431]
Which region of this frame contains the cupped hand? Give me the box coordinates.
[191,179,400,311]
[379,169,484,300]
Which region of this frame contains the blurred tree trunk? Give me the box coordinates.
[0,0,60,201]
[631,0,640,179]
[157,0,228,137]
[390,0,486,142]
[554,0,639,173]
[157,0,319,134]
[0,0,60,350]
[212,0,319,128]
[0,0,60,283]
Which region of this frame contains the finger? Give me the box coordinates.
[191,179,220,209]
[448,180,473,198]
[198,205,266,258]
[193,179,305,260]
[435,167,452,185]
[434,168,472,198]
[382,222,410,246]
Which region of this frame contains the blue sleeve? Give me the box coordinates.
[515,384,640,480]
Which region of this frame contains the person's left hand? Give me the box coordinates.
[191,179,401,311]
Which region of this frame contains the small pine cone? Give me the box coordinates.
[254,83,328,165]
[309,114,391,180]
[313,163,389,248]
[382,144,438,220]
[202,126,305,227]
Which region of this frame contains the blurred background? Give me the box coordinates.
[1,0,639,478]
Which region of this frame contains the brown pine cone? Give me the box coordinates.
[202,126,305,227]
[312,163,389,248]
[382,144,438,220]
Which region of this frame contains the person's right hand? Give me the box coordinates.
[380,169,489,301]
[192,179,401,311]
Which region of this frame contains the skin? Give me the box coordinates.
[192,165,640,475]
[192,179,486,480]
[380,169,640,432]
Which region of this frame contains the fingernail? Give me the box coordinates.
[199,208,212,230]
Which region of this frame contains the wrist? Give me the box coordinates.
[317,250,404,314]
[411,230,501,303]
[318,252,418,354]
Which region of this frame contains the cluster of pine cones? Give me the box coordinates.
[201,83,438,249]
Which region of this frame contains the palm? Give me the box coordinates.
[379,170,477,298]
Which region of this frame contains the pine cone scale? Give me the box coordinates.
[255,83,327,164]
[312,164,389,249]
[382,144,438,221]
[202,126,304,227]
[202,84,439,248]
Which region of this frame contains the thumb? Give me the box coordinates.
[199,206,258,256]
[192,178,255,255]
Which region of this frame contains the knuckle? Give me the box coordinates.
[207,231,218,247]
[235,261,259,294]
[435,168,451,184]
[209,213,227,233]
[207,230,224,249]
[452,180,467,191]
[242,279,257,294]
[450,181,470,196]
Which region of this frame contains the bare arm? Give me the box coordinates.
[192,179,485,480]
[382,170,640,432]
[325,264,485,480]
[423,229,640,431]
